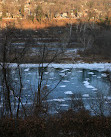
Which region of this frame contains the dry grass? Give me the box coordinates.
[0,109,111,137]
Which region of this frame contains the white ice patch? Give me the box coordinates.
[46,85,50,87]
[97,76,101,79]
[68,72,71,74]
[82,94,89,97]
[60,85,66,88]
[83,81,96,89]
[83,81,89,85]
[107,96,111,100]
[88,72,94,75]
[85,78,90,81]
[60,104,69,107]
[59,73,66,76]
[2,63,111,72]
[86,85,94,88]
[44,72,49,74]
[62,80,70,83]
[77,70,83,73]
[92,75,96,77]
[60,69,70,73]
[24,68,29,71]
[64,91,73,95]
[22,88,26,90]
[27,80,30,82]
[49,63,111,72]
[49,78,54,80]
[52,99,65,102]
[15,78,18,81]
[92,88,98,91]
[101,73,107,77]
[85,105,90,110]
[46,98,65,102]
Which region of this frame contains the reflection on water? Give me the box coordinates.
[0,67,111,116]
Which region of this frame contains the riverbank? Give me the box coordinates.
[0,18,77,29]
[1,109,111,137]
[1,21,111,64]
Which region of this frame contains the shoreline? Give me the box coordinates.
[0,62,111,71]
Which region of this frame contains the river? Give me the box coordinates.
[0,63,111,116]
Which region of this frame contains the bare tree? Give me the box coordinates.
[76,22,99,52]
[0,25,29,118]
[33,43,65,115]
[89,91,111,116]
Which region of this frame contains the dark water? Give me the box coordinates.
[0,67,111,115]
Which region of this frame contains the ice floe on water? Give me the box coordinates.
[82,94,89,97]
[86,85,95,89]
[83,81,97,90]
[60,85,66,88]
[60,104,69,107]
[48,63,111,71]
[47,98,65,102]
[47,98,71,102]
[24,68,29,72]
[83,81,89,85]
[62,80,70,83]
[106,96,111,100]
[92,88,98,91]
[88,72,94,75]
[59,73,66,76]
[3,63,111,72]
[97,76,101,79]
[77,70,83,73]
[85,78,90,81]
[26,80,30,83]
[44,72,49,74]
[49,78,54,80]
[85,105,91,110]
[68,72,71,74]
[101,73,107,77]
[22,88,26,90]
[64,91,73,95]
[15,78,18,81]
[60,69,70,73]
